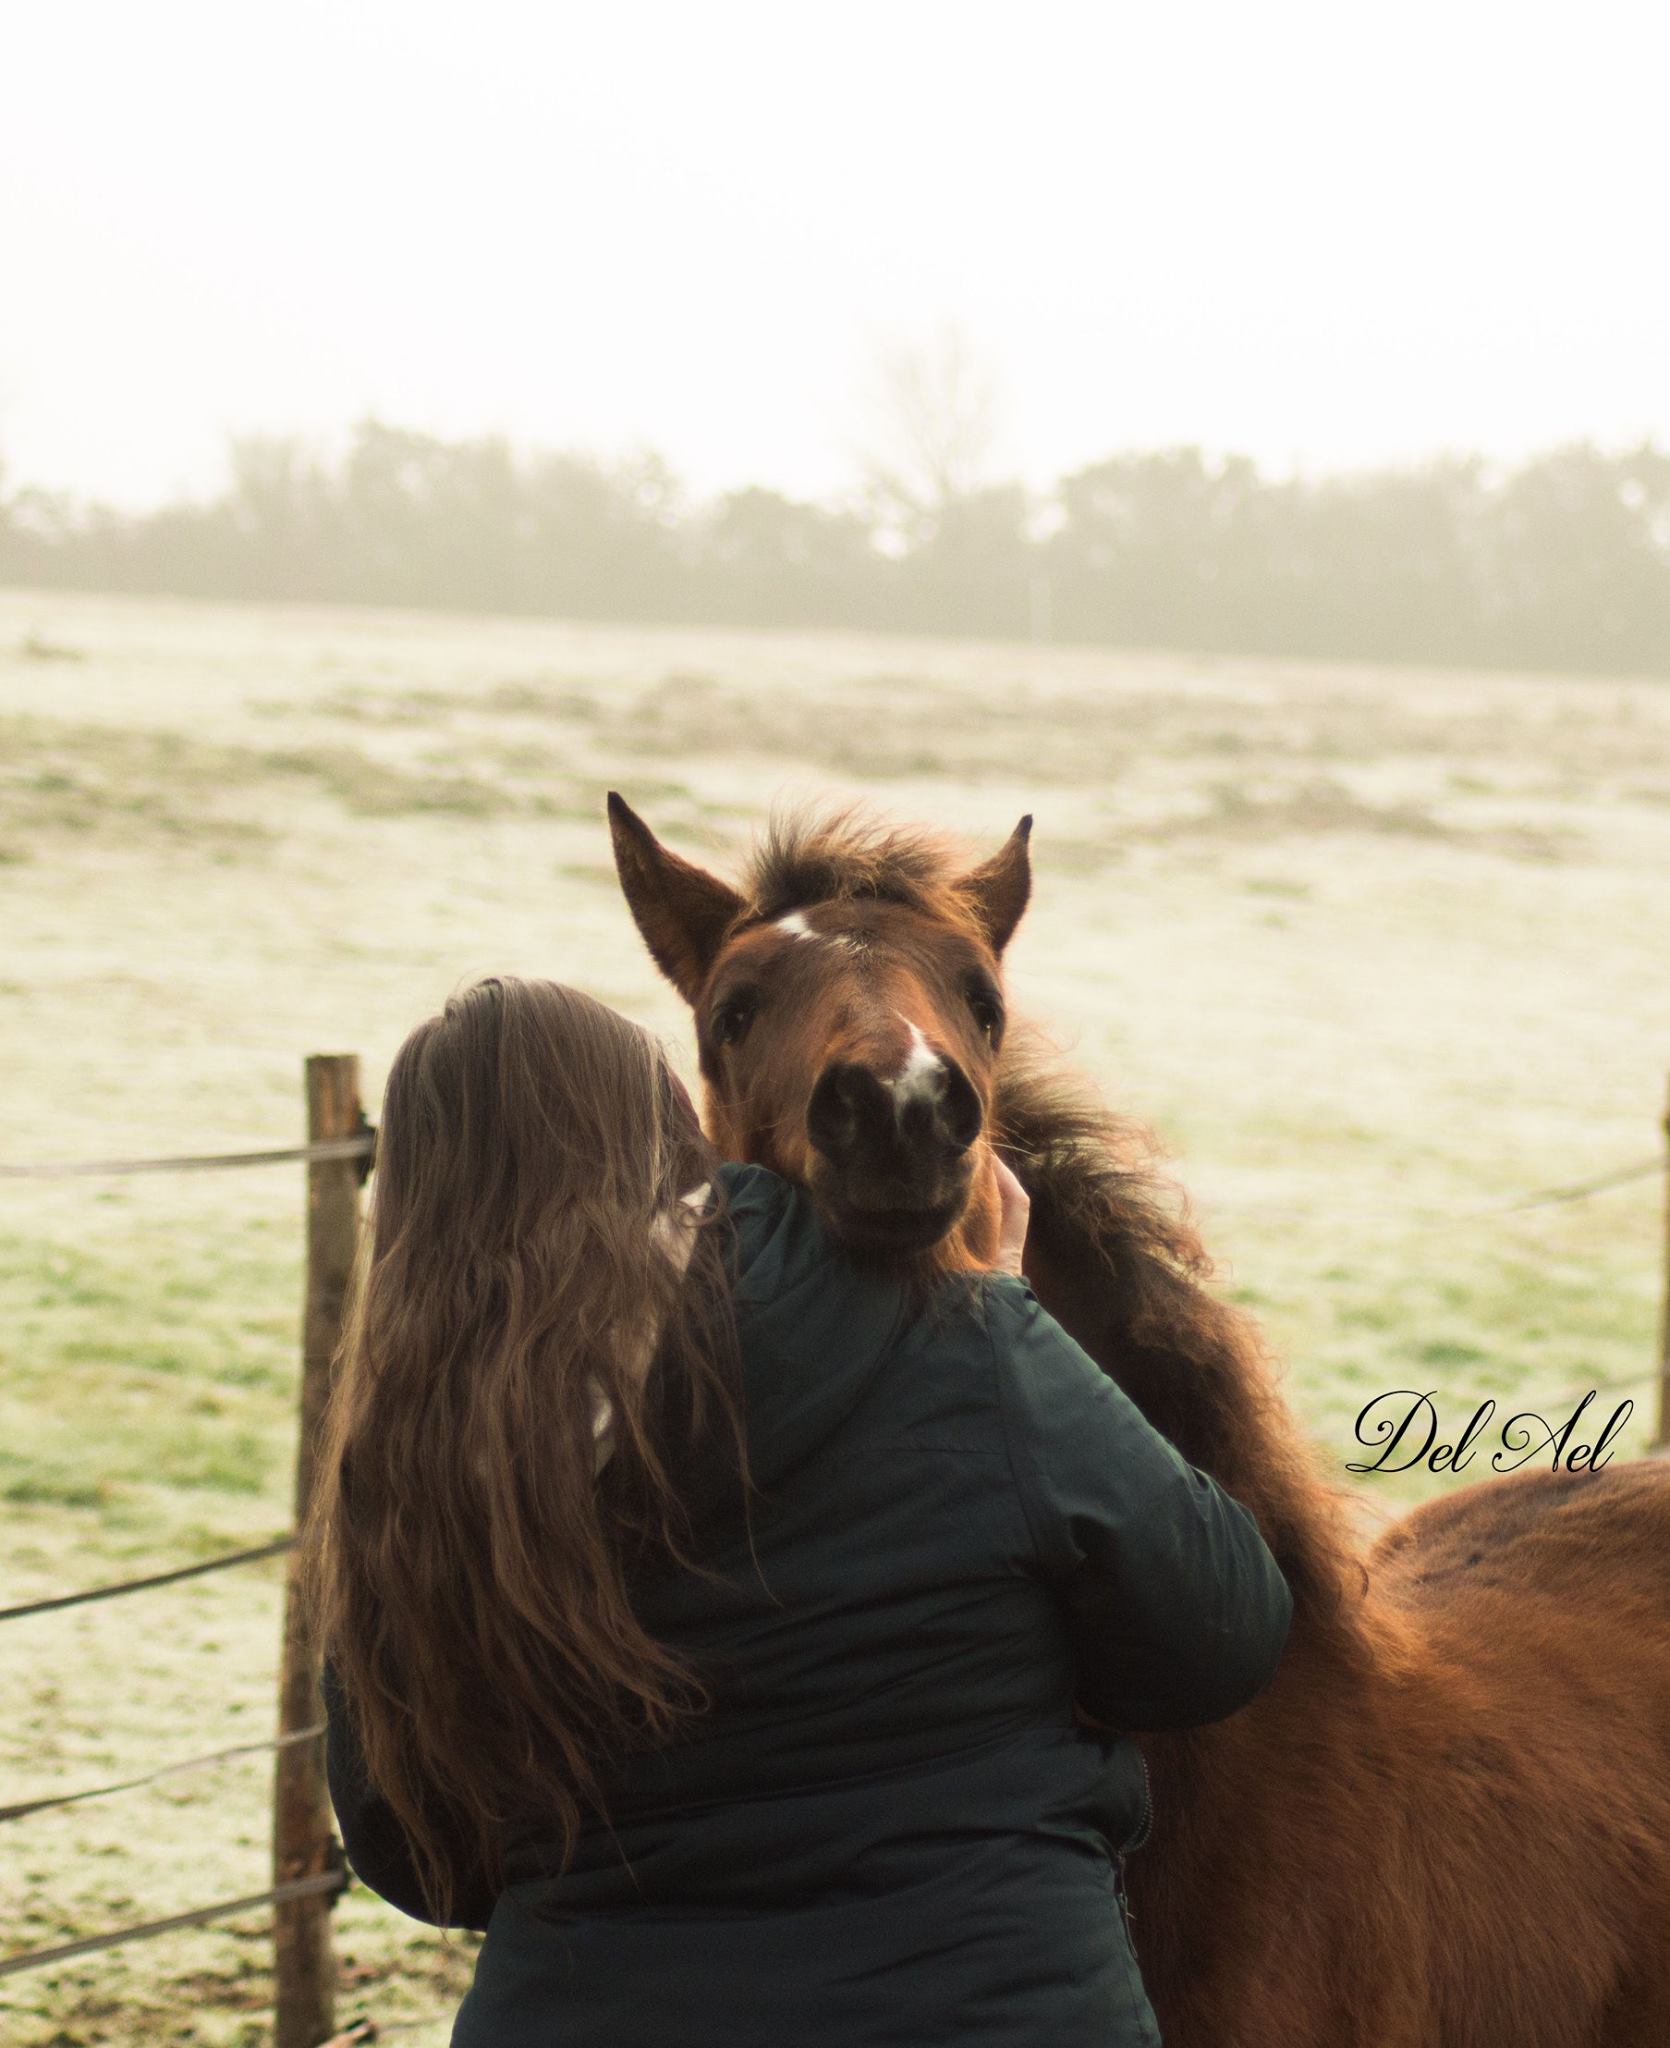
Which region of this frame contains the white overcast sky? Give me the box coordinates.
[3,0,1666,510]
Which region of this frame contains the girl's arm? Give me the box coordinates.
[320,1660,497,1932]
[989,1276,1293,1730]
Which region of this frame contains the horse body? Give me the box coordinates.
[1104,1437,1670,2048]
[1003,1015,1670,2048]
[607,793,1670,2046]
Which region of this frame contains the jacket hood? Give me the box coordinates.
[721,1163,910,1491]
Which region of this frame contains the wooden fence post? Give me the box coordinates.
[1657,1073,1670,1451]
[274,1055,362,2048]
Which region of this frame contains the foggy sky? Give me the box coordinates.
[5,0,1667,511]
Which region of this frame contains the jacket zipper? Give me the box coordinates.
[1114,1749,1154,1955]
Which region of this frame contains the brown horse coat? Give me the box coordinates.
[608,795,1670,2048]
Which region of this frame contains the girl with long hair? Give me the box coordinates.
[308,975,1290,2046]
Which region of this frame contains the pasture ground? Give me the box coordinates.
[2,589,1667,2044]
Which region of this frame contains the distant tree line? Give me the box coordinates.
[3,423,1668,675]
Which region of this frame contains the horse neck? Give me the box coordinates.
[1001,1077,1365,1634]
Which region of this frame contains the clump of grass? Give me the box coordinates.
[486,679,607,720]
[307,685,459,725]
[149,1424,271,1496]
[0,1218,298,1545]
[19,632,85,663]
[0,713,544,859]
[1207,778,1449,841]
[0,718,276,858]
[260,745,504,816]
[1408,1338,1491,1369]
[1,1462,115,1512]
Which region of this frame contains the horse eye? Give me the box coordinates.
[966,983,1004,1042]
[711,994,757,1049]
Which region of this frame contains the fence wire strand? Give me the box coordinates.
[0,1535,295,1625]
[0,1870,347,1980]
[1491,1154,1666,1213]
[1198,1153,1663,1233]
[0,1134,374,1181]
[0,1126,1656,1224]
[0,1723,324,1825]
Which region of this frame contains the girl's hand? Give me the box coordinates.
[990,1154,1030,1277]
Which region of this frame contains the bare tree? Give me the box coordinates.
[855,325,1003,547]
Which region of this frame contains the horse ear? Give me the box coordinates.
[958,815,1033,954]
[608,793,744,1005]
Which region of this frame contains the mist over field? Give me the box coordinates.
[6,425,1669,675]
[4,587,1668,2038]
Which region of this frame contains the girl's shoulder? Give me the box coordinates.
[712,1159,803,1299]
[714,1161,897,1320]
[715,1162,1009,1357]
[713,1163,974,1345]
[713,1158,788,1237]
[708,1163,913,1484]
[714,1161,998,1391]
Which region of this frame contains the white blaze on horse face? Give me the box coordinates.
[892,1017,946,1105]
[776,909,863,953]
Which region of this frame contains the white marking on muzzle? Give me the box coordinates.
[892,1017,945,1106]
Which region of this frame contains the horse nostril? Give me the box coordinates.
[807,1063,875,1164]
[810,1054,980,1171]
[935,1060,983,1155]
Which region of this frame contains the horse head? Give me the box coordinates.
[608,794,1031,1268]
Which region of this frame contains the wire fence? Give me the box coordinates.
[0,1128,1656,1206]
[1193,1153,1665,1232]
[0,1106,374,2026]
[0,1533,296,1624]
[0,1723,324,1826]
[1,1097,1665,2032]
[0,1133,375,1181]
[0,1872,348,1981]
[0,1519,334,1983]
[0,1121,1656,1238]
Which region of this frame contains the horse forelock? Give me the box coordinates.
[735,804,982,939]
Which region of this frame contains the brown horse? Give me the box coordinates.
[607,792,1670,2048]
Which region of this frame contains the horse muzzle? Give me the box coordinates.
[804,1053,982,1252]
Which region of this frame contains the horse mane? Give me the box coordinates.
[994,1028,1366,1637]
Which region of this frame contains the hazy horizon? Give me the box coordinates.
[6,0,1668,513]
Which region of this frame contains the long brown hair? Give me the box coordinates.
[304,976,746,1918]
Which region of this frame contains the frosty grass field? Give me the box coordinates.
[2,588,1667,2044]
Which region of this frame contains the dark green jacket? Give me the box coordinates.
[326,1162,1291,2047]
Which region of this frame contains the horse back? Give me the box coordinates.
[1368,1457,1670,1614]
